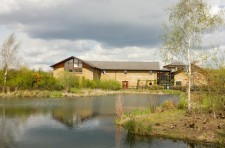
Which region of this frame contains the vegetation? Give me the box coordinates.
[0,67,121,97]
[60,75,121,91]
[161,0,224,112]
[0,33,20,93]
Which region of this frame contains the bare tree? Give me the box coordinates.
[161,0,223,112]
[0,33,20,93]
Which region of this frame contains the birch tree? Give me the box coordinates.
[0,33,20,92]
[161,0,223,112]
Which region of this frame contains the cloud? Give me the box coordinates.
[0,0,224,71]
[0,0,175,48]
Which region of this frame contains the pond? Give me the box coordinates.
[0,94,214,148]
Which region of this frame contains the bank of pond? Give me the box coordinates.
[0,94,224,148]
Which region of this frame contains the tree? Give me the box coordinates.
[161,0,223,112]
[0,33,20,93]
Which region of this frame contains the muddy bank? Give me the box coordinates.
[117,110,225,145]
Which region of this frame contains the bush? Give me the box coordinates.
[58,73,80,91]
[148,85,164,90]
[0,67,63,91]
[170,86,186,91]
[98,80,121,90]
[161,100,176,110]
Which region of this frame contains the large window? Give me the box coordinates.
[64,58,82,72]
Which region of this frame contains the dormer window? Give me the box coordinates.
[64,58,82,73]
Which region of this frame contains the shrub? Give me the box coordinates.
[161,100,176,110]
[148,85,164,90]
[98,80,121,90]
[58,73,80,91]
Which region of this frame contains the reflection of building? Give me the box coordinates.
[50,57,206,88]
[52,108,95,128]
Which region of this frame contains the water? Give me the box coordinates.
[0,94,214,148]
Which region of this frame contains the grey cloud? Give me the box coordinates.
[0,0,175,48]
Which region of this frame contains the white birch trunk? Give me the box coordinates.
[187,38,192,112]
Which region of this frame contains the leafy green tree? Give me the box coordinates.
[161,0,224,112]
[0,33,20,92]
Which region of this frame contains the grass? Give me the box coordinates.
[118,108,225,145]
[0,88,183,98]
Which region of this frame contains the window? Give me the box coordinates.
[64,58,82,72]
[176,81,182,86]
[124,70,127,74]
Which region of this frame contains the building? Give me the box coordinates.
[50,56,172,88]
[163,62,207,86]
[50,56,206,88]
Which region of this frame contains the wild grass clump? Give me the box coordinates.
[124,119,152,135]
[148,95,158,113]
[129,109,151,116]
[161,100,176,110]
[124,119,136,134]
[177,92,188,109]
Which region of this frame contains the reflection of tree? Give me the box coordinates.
[1,107,16,148]
[125,133,136,147]
[125,133,153,148]
[0,106,43,148]
[115,126,122,148]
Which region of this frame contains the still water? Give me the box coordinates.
[0,94,214,148]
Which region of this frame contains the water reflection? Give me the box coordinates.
[0,94,217,148]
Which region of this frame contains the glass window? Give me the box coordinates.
[64,58,82,73]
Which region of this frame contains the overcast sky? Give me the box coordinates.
[0,0,225,70]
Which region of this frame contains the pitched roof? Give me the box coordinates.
[84,61,160,70]
[50,56,160,70]
[163,62,186,69]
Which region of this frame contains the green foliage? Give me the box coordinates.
[148,85,164,90]
[97,80,121,90]
[177,93,188,109]
[69,87,81,93]
[161,0,223,62]
[129,109,151,116]
[58,72,80,91]
[80,77,121,90]
[0,67,121,93]
[0,67,63,91]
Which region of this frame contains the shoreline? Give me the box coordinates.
[0,89,181,98]
[116,110,225,145]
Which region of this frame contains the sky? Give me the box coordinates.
[0,0,225,71]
